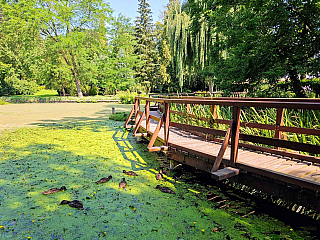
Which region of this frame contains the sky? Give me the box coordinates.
[106,0,169,23]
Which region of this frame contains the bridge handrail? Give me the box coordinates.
[129,96,320,165]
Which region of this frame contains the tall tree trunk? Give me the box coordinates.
[60,49,83,98]
[288,69,307,98]
[61,86,66,96]
[69,50,83,98]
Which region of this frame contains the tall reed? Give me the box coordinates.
[170,103,320,156]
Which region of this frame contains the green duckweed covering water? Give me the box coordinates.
[0,120,315,239]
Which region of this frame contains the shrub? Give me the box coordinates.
[89,85,99,96]
[117,91,138,104]
[0,98,8,105]
[109,112,130,121]
[0,73,38,95]
[117,90,149,104]
[301,78,320,97]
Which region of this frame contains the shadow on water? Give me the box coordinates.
[113,123,320,238]
[1,116,319,239]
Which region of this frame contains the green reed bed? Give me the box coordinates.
[170,103,320,157]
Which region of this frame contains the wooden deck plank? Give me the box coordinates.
[276,162,310,175]
[238,152,271,164]
[265,159,299,171]
[239,154,284,167]
[301,170,320,182]
[290,165,320,178]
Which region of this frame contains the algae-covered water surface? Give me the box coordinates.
[0,112,317,239]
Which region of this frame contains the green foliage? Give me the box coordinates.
[37,0,113,97]
[0,1,43,96]
[0,98,8,105]
[0,70,38,95]
[301,78,320,98]
[165,0,191,91]
[0,0,139,97]
[165,0,320,96]
[109,112,130,121]
[117,91,139,104]
[155,22,172,89]
[104,15,141,93]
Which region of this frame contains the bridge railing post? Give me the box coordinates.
[134,98,140,126]
[164,102,170,146]
[210,105,217,120]
[275,108,286,148]
[146,100,150,132]
[230,106,241,166]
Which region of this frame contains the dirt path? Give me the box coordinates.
[0,103,133,132]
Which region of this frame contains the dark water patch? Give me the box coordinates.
[152,152,320,239]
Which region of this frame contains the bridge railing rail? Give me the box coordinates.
[125,97,320,169]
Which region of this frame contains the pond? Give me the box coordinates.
[0,103,318,239]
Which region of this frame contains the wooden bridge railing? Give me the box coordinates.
[125,97,320,172]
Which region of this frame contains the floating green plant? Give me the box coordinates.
[0,120,314,239]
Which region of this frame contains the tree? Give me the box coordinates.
[200,0,320,97]
[38,0,112,97]
[106,14,141,93]
[0,1,43,95]
[134,0,160,93]
[155,21,171,92]
[165,0,191,91]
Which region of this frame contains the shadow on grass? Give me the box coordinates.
[26,103,132,128]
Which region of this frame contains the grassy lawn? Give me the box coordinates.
[0,104,316,239]
[32,89,59,97]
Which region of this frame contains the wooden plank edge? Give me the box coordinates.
[148,146,169,152]
[236,163,320,192]
[211,167,240,181]
[133,133,149,137]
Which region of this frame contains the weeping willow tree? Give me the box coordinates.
[187,0,223,93]
[165,0,191,91]
[165,0,221,92]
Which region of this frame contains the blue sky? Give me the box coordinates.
[106,0,169,23]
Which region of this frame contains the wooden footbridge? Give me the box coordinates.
[124,96,320,211]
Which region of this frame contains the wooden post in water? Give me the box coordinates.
[230,106,241,166]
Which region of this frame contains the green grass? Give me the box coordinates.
[33,89,59,97]
[0,120,312,239]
